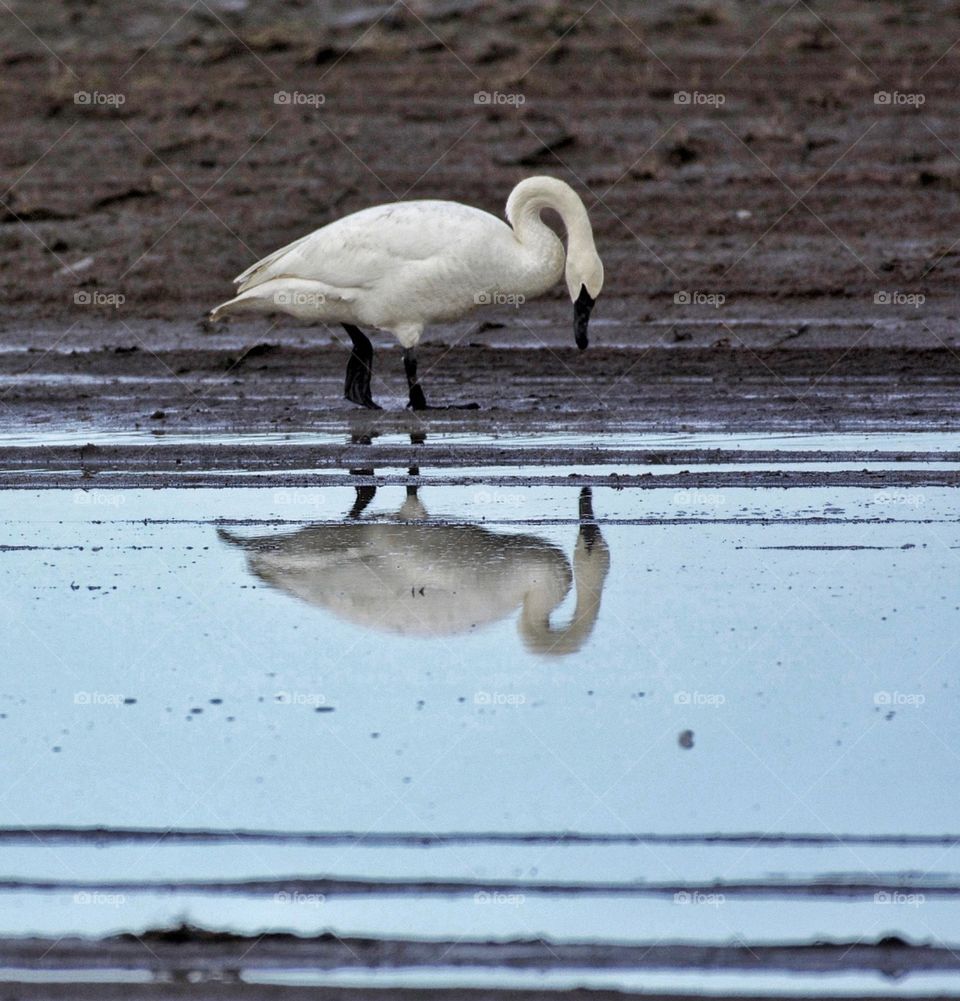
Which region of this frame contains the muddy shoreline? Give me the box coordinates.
[3,343,960,441]
[3,0,960,443]
[3,0,960,328]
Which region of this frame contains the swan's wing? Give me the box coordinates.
[233,231,315,288]
[234,201,509,295]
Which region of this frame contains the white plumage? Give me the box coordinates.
[210,176,604,410]
[218,488,609,655]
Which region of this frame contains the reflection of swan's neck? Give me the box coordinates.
[519,529,610,655]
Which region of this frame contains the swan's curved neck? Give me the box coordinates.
[519,528,609,656]
[506,177,596,257]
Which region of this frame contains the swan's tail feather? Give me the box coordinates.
[211,278,350,322]
[209,282,287,321]
[209,294,245,322]
[233,232,313,291]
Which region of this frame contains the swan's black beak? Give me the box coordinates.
[574,285,594,350]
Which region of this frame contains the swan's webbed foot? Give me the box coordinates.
[407,380,429,411]
[343,324,382,410]
[403,349,479,411]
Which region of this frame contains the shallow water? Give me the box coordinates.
[2,483,956,828]
[3,427,960,451]
[0,459,958,991]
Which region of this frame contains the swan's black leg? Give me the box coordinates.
[578,486,601,552]
[343,324,381,410]
[403,348,479,411]
[404,348,428,411]
[347,470,376,519]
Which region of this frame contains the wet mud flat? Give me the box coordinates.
[4,340,960,452]
[1,422,960,489]
[3,0,960,333]
[3,928,960,1001]
[4,0,960,461]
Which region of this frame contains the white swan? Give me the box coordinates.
[209,176,604,410]
[218,487,609,655]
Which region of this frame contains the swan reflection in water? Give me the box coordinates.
[219,479,609,656]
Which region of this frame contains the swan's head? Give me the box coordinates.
[567,251,603,350]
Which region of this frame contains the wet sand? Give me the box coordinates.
[2,987,948,1001]
[3,927,956,999]
[2,0,959,446]
[3,341,960,448]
